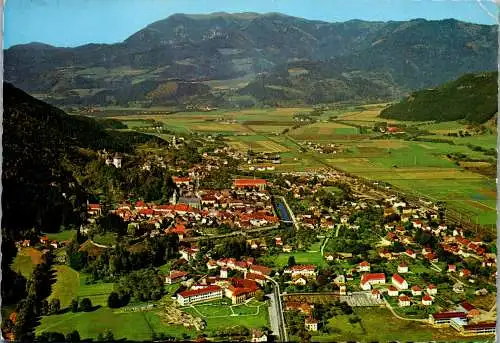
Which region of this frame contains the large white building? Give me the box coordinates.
[177,285,223,306]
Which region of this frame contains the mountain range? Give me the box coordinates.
[4,12,498,108]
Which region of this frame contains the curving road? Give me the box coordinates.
[383,298,429,322]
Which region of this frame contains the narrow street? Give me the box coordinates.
[383,298,428,322]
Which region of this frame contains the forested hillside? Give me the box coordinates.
[4,14,497,107]
[380,71,498,123]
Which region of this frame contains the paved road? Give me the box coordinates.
[266,276,288,342]
[267,292,283,341]
[383,298,428,322]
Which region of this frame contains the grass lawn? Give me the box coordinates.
[313,308,434,342]
[36,307,194,341]
[38,268,193,341]
[48,266,114,309]
[49,265,81,308]
[272,250,326,268]
[92,232,117,246]
[77,275,115,307]
[44,230,77,242]
[11,247,43,278]
[182,299,269,331]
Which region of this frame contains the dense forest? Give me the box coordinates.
[380,71,498,123]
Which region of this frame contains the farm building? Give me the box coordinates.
[360,273,385,290]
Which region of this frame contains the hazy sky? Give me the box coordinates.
[4,0,499,48]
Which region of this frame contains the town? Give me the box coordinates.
[3,4,498,343]
[10,134,497,341]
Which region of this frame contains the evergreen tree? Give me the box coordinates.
[65,330,81,342]
[71,299,79,313]
[107,292,121,308]
[49,298,60,315]
[79,298,92,312]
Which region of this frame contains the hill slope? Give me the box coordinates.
[2,82,163,237]
[379,71,498,123]
[4,13,497,107]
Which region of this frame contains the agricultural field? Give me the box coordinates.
[109,105,496,226]
[227,135,291,153]
[310,308,464,342]
[289,122,360,141]
[322,139,496,225]
[11,247,43,278]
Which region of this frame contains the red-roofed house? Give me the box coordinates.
[139,208,154,217]
[397,263,408,274]
[371,289,381,300]
[426,284,438,295]
[251,329,268,343]
[135,200,147,210]
[422,294,433,306]
[411,285,422,296]
[405,249,416,259]
[392,274,408,289]
[398,295,411,307]
[448,264,457,273]
[87,204,102,216]
[459,302,480,318]
[165,270,188,284]
[245,272,267,286]
[225,279,259,304]
[387,286,399,297]
[285,265,317,278]
[460,269,471,278]
[358,261,370,272]
[360,273,385,290]
[177,286,223,306]
[233,179,267,191]
[172,176,192,186]
[249,265,272,276]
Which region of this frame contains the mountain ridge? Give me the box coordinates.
[4,13,497,107]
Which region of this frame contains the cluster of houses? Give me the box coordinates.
[172,256,272,306]
[283,265,318,286]
[15,236,62,251]
[86,178,280,240]
[301,142,341,154]
[97,150,123,168]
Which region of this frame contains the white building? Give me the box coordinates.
[177,286,223,306]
